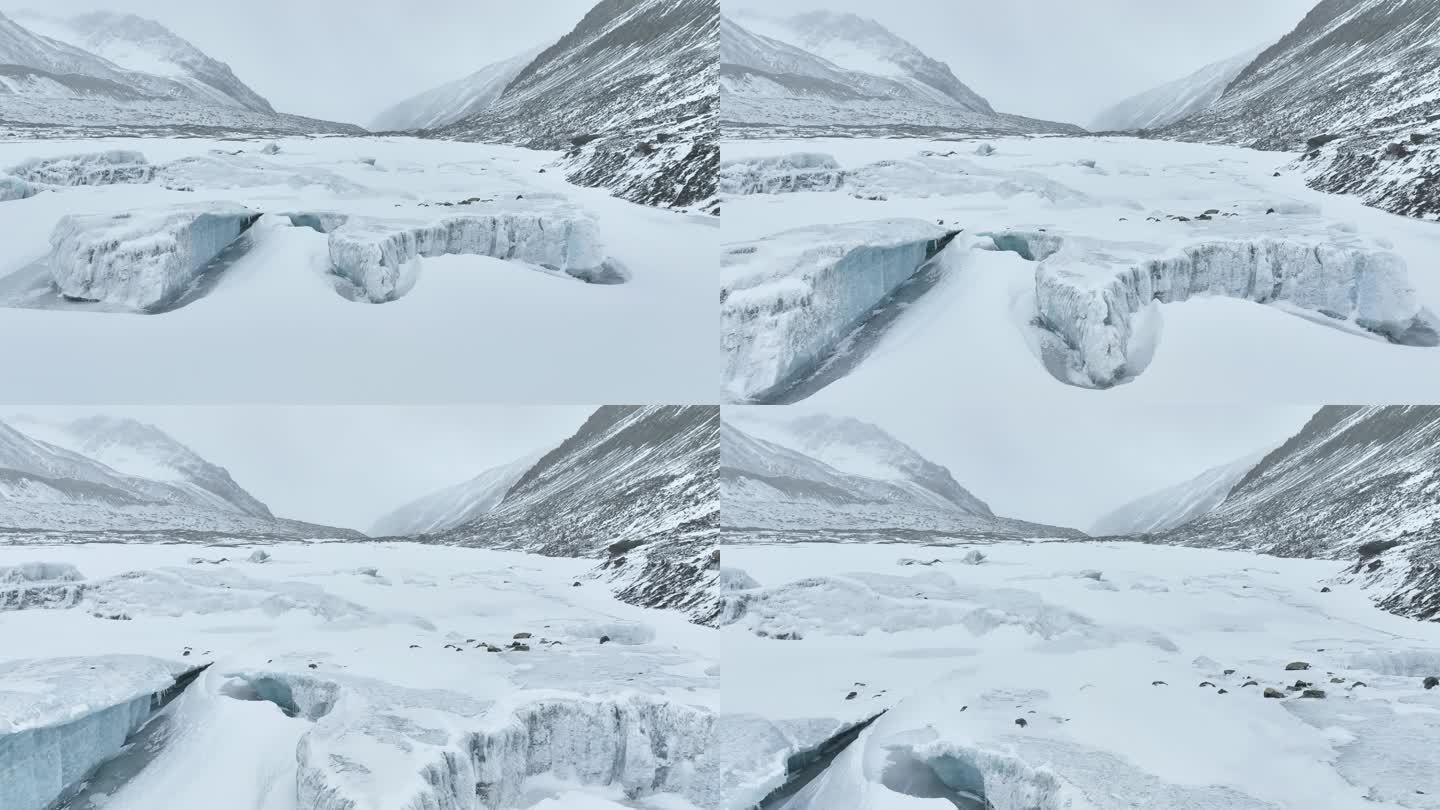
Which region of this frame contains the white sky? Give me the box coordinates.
[730,0,1319,126]
[24,1,599,126]
[4,406,593,532]
[731,402,1316,532]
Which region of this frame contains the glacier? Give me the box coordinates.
[718,153,847,196]
[5,149,156,187]
[315,208,622,303]
[989,225,1440,388]
[722,220,960,403]
[0,655,201,810]
[48,202,261,311]
[0,561,86,612]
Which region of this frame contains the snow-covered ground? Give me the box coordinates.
[0,542,718,810]
[721,136,1440,405]
[0,136,714,402]
[721,540,1440,809]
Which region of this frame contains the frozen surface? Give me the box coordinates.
[722,136,1440,404]
[721,219,957,402]
[721,540,1440,810]
[0,542,720,809]
[0,136,715,402]
[49,202,259,310]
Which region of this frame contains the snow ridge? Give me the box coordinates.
[1090,45,1266,132]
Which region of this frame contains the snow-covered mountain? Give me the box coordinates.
[432,406,719,623]
[11,10,274,113]
[1150,406,1440,621]
[0,10,360,135]
[1090,45,1265,132]
[721,417,1082,541]
[432,0,717,212]
[369,46,544,132]
[11,415,272,518]
[369,451,543,537]
[0,417,357,540]
[1162,0,1440,221]
[721,12,1081,137]
[1089,448,1271,536]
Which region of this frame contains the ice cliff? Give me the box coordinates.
[5,150,156,187]
[284,207,621,303]
[0,561,86,611]
[48,202,261,311]
[718,153,847,195]
[226,669,718,810]
[990,226,1439,388]
[722,220,960,402]
[0,655,202,810]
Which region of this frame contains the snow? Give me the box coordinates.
[721,219,956,402]
[0,542,719,809]
[49,202,260,310]
[721,540,1440,809]
[370,47,545,132]
[721,135,1440,404]
[0,136,715,402]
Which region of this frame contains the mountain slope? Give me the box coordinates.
[1150,406,1440,621]
[1089,449,1271,536]
[1090,45,1265,132]
[432,406,719,623]
[369,46,544,132]
[433,0,717,212]
[721,13,1081,138]
[11,10,274,113]
[721,419,1082,542]
[369,451,542,537]
[0,417,357,540]
[1161,0,1440,221]
[0,10,359,135]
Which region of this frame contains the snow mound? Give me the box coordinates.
[847,155,1098,206]
[5,150,156,187]
[0,655,199,810]
[988,225,1439,388]
[320,207,622,303]
[718,153,847,195]
[722,220,960,402]
[48,202,261,311]
[86,567,404,627]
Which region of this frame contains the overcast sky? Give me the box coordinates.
[733,402,1316,532]
[732,0,1319,126]
[28,0,598,126]
[5,406,593,532]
